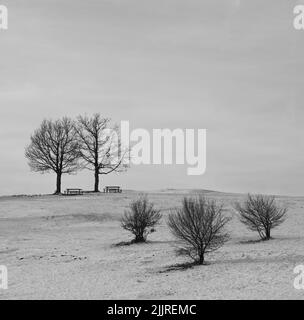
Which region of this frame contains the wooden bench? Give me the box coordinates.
[103,186,122,193]
[64,188,84,196]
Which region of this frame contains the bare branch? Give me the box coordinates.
[167,196,230,265]
[121,195,162,243]
[25,117,81,194]
[234,194,287,240]
[75,114,130,192]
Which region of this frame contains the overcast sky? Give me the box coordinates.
[0,0,303,196]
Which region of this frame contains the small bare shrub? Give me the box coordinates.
[121,196,162,243]
[235,194,287,241]
[168,197,230,265]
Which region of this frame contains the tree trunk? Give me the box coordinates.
[135,234,145,243]
[94,168,100,192]
[55,172,62,195]
[198,251,205,265]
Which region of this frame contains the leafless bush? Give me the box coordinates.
[121,196,162,243]
[168,197,230,265]
[235,194,287,241]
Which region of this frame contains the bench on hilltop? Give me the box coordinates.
[103,186,122,193]
[64,188,84,196]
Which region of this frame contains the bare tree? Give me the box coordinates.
[168,196,230,265]
[121,196,162,243]
[235,194,287,241]
[75,114,128,192]
[25,117,80,194]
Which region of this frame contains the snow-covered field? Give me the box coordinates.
[0,190,303,300]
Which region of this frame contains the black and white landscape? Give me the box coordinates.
[0,1,304,300]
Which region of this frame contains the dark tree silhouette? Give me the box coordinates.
[168,196,230,265]
[25,117,80,194]
[75,114,128,192]
[121,196,162,243]
[235,194,287,240]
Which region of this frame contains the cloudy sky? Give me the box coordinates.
[0,0,303,195]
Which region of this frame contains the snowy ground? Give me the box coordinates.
[0,190,303,300]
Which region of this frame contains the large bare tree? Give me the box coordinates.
[25,117,80,194]
[75,114,128,192]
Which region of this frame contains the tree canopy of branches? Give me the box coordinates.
[75,114,128,192]
[168,196,230,265]
[235,194,287,241]
[121,196,162,243]
[25,117,80,194]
